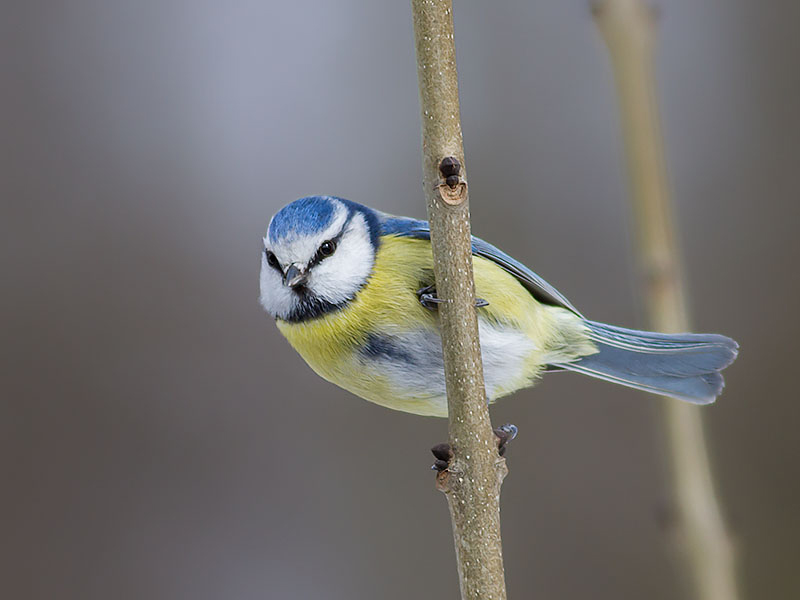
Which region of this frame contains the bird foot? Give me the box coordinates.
[430,423,518,472]
[417,285,488,310]
[494,423,518,457]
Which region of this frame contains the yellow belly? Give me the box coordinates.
[275,236,593,416]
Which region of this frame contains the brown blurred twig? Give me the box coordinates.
[594,2,740,599]
[411,1,508,599]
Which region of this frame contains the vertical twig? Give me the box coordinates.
[593,2,741,599]
[411,1,508,599]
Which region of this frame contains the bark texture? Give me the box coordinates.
[411,1,508,598]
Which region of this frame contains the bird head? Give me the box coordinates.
[260,196,380,321]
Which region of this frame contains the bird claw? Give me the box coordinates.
[417,285,488,310]
[419,292,447,310]
[494,423,518,457]
[430,424,518,471]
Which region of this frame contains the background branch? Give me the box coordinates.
[411,1,508,599]
[594,2,741,599]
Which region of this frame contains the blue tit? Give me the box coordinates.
[259,195,738,417]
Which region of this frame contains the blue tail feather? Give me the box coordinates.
[552,321,739,404]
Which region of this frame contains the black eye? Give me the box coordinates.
[319,240,336,257]
[265,250,279,269]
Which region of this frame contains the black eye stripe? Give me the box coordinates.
[264,249,281,271]
[266,229,345,275]
[309,235,342,267]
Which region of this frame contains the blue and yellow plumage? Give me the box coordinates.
[259,196,738,417]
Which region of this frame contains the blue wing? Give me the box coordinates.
[380,215,582,316]
[378,213,738,404]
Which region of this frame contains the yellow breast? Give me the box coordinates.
[276,237,437,397]
[276,235,592,415]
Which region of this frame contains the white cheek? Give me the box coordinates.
[259,255,295,319]
[307,218,375,304]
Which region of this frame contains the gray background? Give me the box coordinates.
[2,1,798,598]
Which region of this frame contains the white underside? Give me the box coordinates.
[359,318,537,416]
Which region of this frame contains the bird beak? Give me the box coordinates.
[283,264,308,289]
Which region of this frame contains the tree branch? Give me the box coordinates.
[593,2,741,599]
[411,1,508,599]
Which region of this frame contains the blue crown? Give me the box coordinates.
[268,196,338,243]
[269,196,383,249]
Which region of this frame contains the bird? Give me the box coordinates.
[259,195,738,418]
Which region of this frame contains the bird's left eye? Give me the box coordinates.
[265,250,280,269]
[318,240,336,257]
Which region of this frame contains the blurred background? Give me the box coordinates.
[2,1,798,598]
